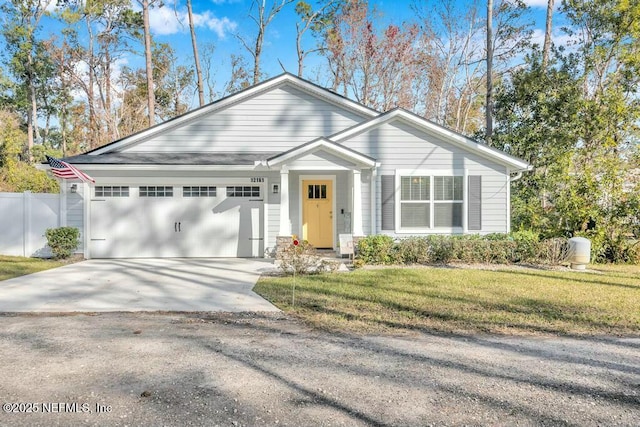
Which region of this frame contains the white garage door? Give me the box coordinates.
[89,184,263,258]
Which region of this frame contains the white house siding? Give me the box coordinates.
[285,150,357,169]
[121,85,368,153]
[340,119,509,235]
[66,181,85,251]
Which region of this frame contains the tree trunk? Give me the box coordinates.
[253,29,263,84]
[85,15,97,149]
[105,46,114,141]
[485,0,494,145]
[142,0,155,126]
[542,0,555,70]
[187,0,205,107]
[296,22,304,77]
[26,79,34,162]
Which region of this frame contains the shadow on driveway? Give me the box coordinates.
[0,258,280,312]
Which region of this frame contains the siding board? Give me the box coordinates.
[341,120,509,235]
[123,85,367,153]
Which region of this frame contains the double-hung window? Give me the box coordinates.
[433,176,463,227]
[397,173,464,230]
[400,176,430,228]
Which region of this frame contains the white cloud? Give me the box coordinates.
[530,28,579,50]
[521,0,550,8]
[147,4,237,38]
[521,0,560,10]
[193,11,238,39]
[43,0,60,13]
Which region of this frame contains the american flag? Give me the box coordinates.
[46,156,95,184]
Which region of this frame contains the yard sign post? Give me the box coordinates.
[291,238,299,307]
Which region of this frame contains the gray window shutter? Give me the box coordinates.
[381,175,395,230]
[468,175,482,230]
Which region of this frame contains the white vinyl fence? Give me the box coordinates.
[0,192,60,257]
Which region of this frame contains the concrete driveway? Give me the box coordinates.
[0,258,280,312]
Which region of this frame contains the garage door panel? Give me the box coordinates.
[90,184,263,258]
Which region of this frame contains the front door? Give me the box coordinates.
[302,180,333,248]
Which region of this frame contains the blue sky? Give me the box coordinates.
[147,0,562,91]
[34,0,568,106]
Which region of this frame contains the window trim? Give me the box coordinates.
[183,186,217,197]
[139,186,174,197]
[226,185,261,198]
[95,186,130,197]
[395,170,466,233]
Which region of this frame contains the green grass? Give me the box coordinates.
[0,256,67,281]
[255,265,640,336]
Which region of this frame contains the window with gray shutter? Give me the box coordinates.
[433,176,463,227]
[468,175,482,230]
[381,175,395,230]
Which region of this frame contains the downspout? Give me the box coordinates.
[510,170,523,182]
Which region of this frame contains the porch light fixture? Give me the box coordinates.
[70,184,78,193]
[272,184,279,194]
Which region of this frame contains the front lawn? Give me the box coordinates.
[255,265,640,335]
[0,256,67,281]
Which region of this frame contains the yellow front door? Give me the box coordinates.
[302,180,333,248]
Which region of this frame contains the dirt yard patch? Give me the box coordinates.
[0,312,638,426]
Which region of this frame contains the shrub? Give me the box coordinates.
[510,230,540,262]
[536,237,569,265]
[427,235,456,263]
[488,240,518,263]
[278,240,319,275]
[451,235,488,263]
[396,237,431,264]
[355,233,570,266]
[45,227,80,259]
[357,235,398,264]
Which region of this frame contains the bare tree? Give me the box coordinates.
[238,0,294,84]
[542,0,555,69]
[137,0,161,126]
[186,0,205,106]
[224,54,252,95]
[294,0,339,77]
[200,42,218,102]
[414,0,486,132]
[486,0,494,144]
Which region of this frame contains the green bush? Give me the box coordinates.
[426,235,456,263]
[356,235,398,264]
[511,229,540,262]
[396,237,431,264]
[355,233,569,266]
[45,227,80,259]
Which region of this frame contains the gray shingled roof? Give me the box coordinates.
[62,152,279,165]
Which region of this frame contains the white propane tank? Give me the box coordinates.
[568,237,591,270]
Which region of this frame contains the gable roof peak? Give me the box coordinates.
[89,73,379,155]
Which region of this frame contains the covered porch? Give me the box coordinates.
[265,138,378,250]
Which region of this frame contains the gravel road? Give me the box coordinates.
[0,312,638,426]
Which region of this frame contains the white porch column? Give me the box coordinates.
[278,168,291,236]
[352,169,364,236]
